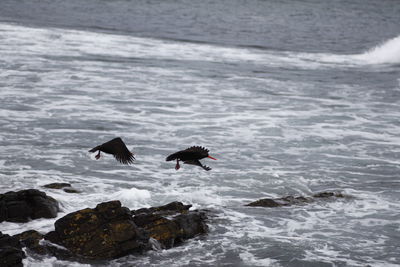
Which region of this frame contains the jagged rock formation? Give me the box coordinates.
[4,192,208,263]
[44,200,150,260]
[132,201,208,248]
[36,200,208,261]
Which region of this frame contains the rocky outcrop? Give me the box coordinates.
[44,200,150,260]
[43,183,80,193]
[0,189,59,223]
[7,200,207,262]
[0,231,25,267]
[245,191,347,207]
[133,201,208,249]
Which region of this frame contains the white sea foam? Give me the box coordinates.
[23,256,91,267]
[300,35,400,67]
[239,251,281,267]
[3,22,397,73]
[110,187,152,209]
[353,35,400,64]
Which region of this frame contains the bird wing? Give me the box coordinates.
[90,137,135,165]
[110,138,135,165]
[183,159,212,171]
[184,146,209,154]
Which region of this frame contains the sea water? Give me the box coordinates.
[0,0,399,266]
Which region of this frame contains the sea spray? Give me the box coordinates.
[354,35,400,64]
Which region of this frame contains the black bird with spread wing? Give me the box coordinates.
[89,137,135,165]
[166,146,217,171]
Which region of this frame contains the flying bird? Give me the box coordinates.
[166,146,217,171]
[89,137,135,165]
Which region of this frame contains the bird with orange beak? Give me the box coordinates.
[166,146,217,171]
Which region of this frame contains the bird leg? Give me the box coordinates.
[175,159,180,170]
[95,151,101,160]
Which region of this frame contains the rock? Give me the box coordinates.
[133,201,192,215]
[245,191,346,207]
[37,200,208,261]
[246,195,313,207]
[44,200,150,260]
[13,230,76,261]
[62,187,80,194]
[43,183,71,189]
[313,191,345,198]
[0,231,25,267]
[173,211,208,240]
[0,189,60,223]
[133,201,207,249]
[43,183,81,194]
[0,232,22,252]
[0,247,25,267]
[245,198,282,208]
[13,230,45,255]
[2,200,208,262]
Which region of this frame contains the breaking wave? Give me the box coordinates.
[353,35,400,64]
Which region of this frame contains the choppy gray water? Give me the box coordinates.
[0,1,400,266]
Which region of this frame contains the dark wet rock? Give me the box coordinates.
[62,187,80,194]
[133,201,207,249]
[43,183,81,194]
[44,200,150,260]
[133,201,192,216]
[13,230,76,261]
[245,195,312,207]
[0,247,25,267]
[2,200,208,262]
[245,198,284,207]
[13,230,46,255]
[0,231,25,267]
[43,183,72,189]
[173,211,208,240]
[245,191,346,207]
[0,189,60,223]
[313,191,345,198]
[33,200,208,261]
[0,232,22,252]
[135,212,208,249]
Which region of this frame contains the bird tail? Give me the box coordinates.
[88,146,100,153]
[166,153,178,161]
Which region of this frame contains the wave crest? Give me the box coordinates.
[354,35,400,64]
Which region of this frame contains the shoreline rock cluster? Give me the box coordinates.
[0,188,208,266]
[245,191,348,207]
[0,187,348,266]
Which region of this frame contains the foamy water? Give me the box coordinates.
[0,21,400,267]
[354,35,400,65]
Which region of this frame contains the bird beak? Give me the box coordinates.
[208,155,217,160]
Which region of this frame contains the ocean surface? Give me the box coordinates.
[1,0,400,266]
